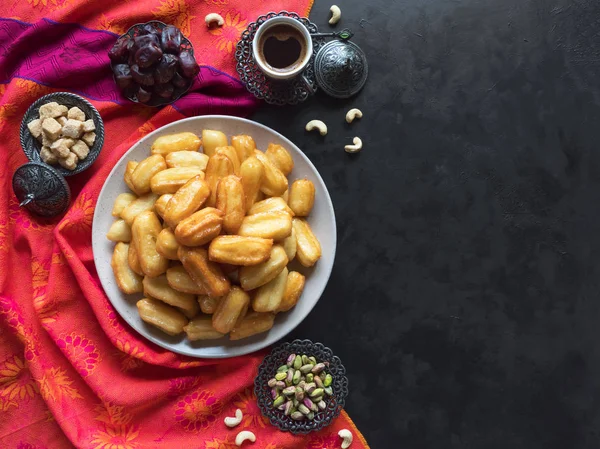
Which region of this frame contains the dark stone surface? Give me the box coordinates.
[252,0,600,447]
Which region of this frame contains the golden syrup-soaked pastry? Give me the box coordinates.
[231,135,256,163]
[201,129,228,157]
[212,286,250,334]
[151,132,201,154]
[288,179,315,217]
[238,211,292,240]
[150,167,204,195]
[205,152,234,207]
[239,156,264,212]
[178,246,231,297]
[111,242,143,294]
[166,265,207,295]
[121,193,159,226]
[253,150,288,197]
[107,219,132,243]
[124,161,138,192]
[292,218,322,267]
[281,227,296,261]
[142,275,199,318]
[174,207,223,247]
[248,197,294,217]
[229,312,275,340]
[131,211,169,277]
[239,245,288,291]
[153,194,173,220]
[265,143,294,176]
[216,175,245,234]
[252,267,288,312]
[156,228,180,260]
[165,150,209,169]
[137,297,188,336]
[131,154,167,195]
[112,193,136,217]
[208,235,273,266]
[215,146,241,175]
[277,271,305,312]
[198,295,222,314]
[184,316,225,340]
[163,176,210,228]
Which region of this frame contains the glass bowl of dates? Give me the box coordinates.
[254,339,349,434]
[109,21,200,107]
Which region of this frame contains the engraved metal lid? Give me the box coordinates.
[12,162,71,217]
[314,38,368,99]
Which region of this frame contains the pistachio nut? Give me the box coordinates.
[267,378,277,388]
[306,373,314,383]
[311,395,323,404]
[309,388,324,398]
[324,386,333,396]
[307,411,315,420]
[275,372,287,381]
[314,376,324,389]
[277,403,286,411]
[299,364,314,374]
[292,398,299,407]
[324,374,333,387]
[297,380,306,390]
[303,397,314,409]
[284,400,293,416]
[292,370,301,385]
[291,411,304,420]
[286,368,294,384]
[277,364,289,373]
[273,395,285,408]
[318,400,327,410]
[295,388,305,401]
[275,381,286,389]
[293,355,303,369]
[270,388,278,399]
[304,382,316,394]
[301,355,310,365]
[319,372,327,381]
[283,386,296,396]
[286,353,296,366]
[311,363,326,374]
[308,356,317,365]
[298,404,310,415]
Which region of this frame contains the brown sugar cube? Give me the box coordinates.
[61,137,76,148]
[27,119,43,140]
[82,119,95,132]
[39,102,64,118]
[49,141,70,158]
[81,131,96,147]
[71,140,89,160]
[41,131,52,147]
[58,152,78,171]
[57,116,68,126]
[61,119,83,138]
[57,105,68,116]
[41,117,62,140]
[40,146,58,164]
[67,106,85,121]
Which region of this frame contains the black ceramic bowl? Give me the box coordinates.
[111,21,195,107]
[255,339,349,434]
[20,92,105,177]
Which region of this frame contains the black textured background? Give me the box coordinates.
[253,0,600,447]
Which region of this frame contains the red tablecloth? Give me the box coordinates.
[0,1,370,448]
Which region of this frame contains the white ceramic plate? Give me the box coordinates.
[92,116,336,358]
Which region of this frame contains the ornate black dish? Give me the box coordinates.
[255,339,349,434]
[20,92,105,177]
[12,162,71,217]
[111,21,194,107]
[235,12,323,106]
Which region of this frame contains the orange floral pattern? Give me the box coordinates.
[90,424,140,449]
[8,196,54,232]
[38,367,83,402]
[59,191,95,238]
[152,0,196,35]
[204,438,238,449]
[0,355,38,403]
[168,376,199,397]
[175,390,222,432]
[95,401,133,426]
[210,11,247,54]
[97,14,127,35]
[115,339,145,372]
[233,387,269,429]
[56,333,101,377]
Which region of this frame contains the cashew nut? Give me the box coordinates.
[235,430,256,446]
[224,408,243,428]
[344,137,363,153]
[305,120,328,136]
[338,429,353,449]
[205,13,224,28]
[329,5,342,25]
[345,108,363,123]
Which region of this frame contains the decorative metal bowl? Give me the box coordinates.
[111,21,194,107]
[255,339,349,434]
[12,162,71,217]
[20,92,105,177]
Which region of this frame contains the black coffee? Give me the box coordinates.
[258,24,306,71]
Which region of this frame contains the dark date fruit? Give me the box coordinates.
[178,51,199,79]
[141,23,161,36]
[130,64,155,86]
[154,82,174,99]
[154,54,178,84]
[109,37,130,63]
[132,34,159,54]
[137,86,152,103]
[113,64,133,89]
[161,25,182,54]
[171,72,188,88]
[135,43,163,69]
